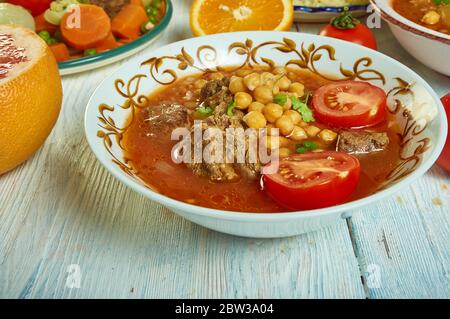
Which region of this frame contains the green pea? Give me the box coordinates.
[46,38,57,45]
[84,48,97,56]
[146,6,158,17]
[152,0,162,9]
[38,31,51,41]
[149,15,158,24]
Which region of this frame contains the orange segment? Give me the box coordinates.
[190,0,294,36]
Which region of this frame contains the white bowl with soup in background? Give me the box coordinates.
[85,32,447,238]
[370,0,450,77]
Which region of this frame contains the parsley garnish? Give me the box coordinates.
[434,0,450,5]
[273,94,288,106]
[195,106,213,118]
[291,93,314,122]
[226,101,236,116]
[296,141,318,154]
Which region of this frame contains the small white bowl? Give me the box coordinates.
[84,31,447,238]
[370,0,450,76]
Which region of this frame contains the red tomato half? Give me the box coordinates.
[6,0,52,16]
[437,93,450,172]
[312,81,387,128]
[262,152,361,210]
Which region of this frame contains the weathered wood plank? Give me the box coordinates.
[348,166,450,298]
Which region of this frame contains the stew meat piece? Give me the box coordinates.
[143,103,190,137]
[337,131,389,154]
[187,78,261,182]
[89,0,130,17]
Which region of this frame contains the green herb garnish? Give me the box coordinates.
[291,93,314,122]
[226,101,236,116]
[195,106,213,118]
[273,94,288,106]
[296,141,319,154]
[433,0,450,5]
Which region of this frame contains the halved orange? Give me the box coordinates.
[190,0,294,36]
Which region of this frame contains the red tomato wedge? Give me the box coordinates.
[437,93,450,172]
[262,152,361,210]
[312,81,387,128]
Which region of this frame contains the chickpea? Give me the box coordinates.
[210,72,224,80]
[318,129,338,143]
[281,97,292,110]
[194,79,208,89]
[254,86,273,104]
[235,92,253,109]
[236,69,253,77]
[272,84,280,96]
[284,110,302,124]
[263,103,283,123]
[248,101,265,113]
[279,147,292,158]
[266,124,279,136]
[244,111,267,129]
[260,72,275,84]
[279,136,290,147]
[275,115,294,136]
[287,71,297,80]
[305,125,321,137]
[272,67,286,75]
[265,136,280,150]
[289,82,305,97]
[422,10,440,25]
[289,126,308,141]
[276,76,291,91]
[229,77,247,94]
[243,73,261,91]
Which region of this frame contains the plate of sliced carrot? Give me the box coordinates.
[11,0,173,75]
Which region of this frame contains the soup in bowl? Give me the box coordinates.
[85,32,446,237]
[370,0,450,76]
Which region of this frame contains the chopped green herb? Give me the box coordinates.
[273,94,287,106]
[195,106,213,118]
[226,101,236,116]
[291,93,314,122]
[433,0,450,5]
[296,141,318,154]
[84,48,97,56]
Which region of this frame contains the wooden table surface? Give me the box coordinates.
[1,1,449,299]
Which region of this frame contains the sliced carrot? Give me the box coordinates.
[130,0,145,8]
[95,32,118,53]
[111,4,148,40]
[34,14,58,34]
[61,4,111,51]
[49,43,70,62]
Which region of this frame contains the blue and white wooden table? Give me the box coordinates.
[0,0,449,299]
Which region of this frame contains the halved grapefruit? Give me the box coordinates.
[0,25,62,175]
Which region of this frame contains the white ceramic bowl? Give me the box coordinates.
[370,0,450,76]
[84,31,447,238]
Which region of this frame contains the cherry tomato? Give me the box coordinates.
[319,9,377,50]
[437,93,450,172]
[6,0,52,17]
[312,81,387,128]
[262,152,361,210]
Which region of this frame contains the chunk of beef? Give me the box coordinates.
[186,78,262,182]
[337,131,389,154]
[199,78,230,104]
[144,103,190,137]
[89,0,129,17]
